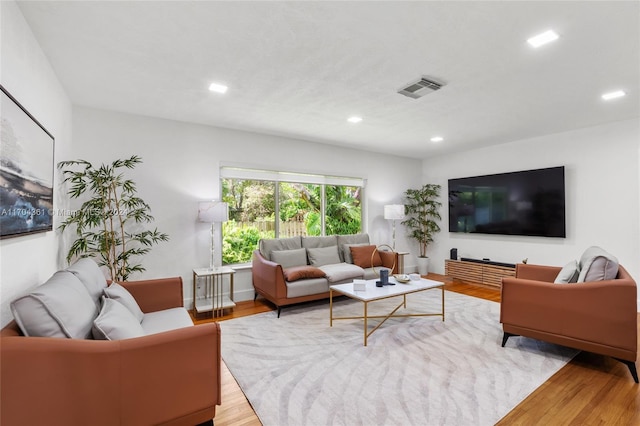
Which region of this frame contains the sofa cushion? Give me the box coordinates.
[350,245,383,269]
[307,245,341,266]
[66,258,108,305]
[577,246,619,283]
[284,265,326,282]
[319,263,364,283]
[286,277,330,298]
[141,308,193,335]
[271,248,308,268]
[554,260,580,284]
[92,297,145,340]
[302,235,338,250]
[10,271,98,339]
[103,283,145,322]
[260,236,302,261]
[337,234,370,262]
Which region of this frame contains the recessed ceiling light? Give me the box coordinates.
[347,116,363,123]
[208,82,228,94]
[527,30,559,48]
[430,136,444,143]
[601,90,626,101]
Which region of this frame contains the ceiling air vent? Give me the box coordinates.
[398,76,444,99]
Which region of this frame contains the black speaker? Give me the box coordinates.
[450,248,458,260]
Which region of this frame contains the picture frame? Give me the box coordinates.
[0,85,55,239]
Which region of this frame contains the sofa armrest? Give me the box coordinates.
[0,322,221,426]
[514,263,561,282]
[120,277,184,313]
[119,323,221,425]
[252,250,286,300]
[500,274,637,352]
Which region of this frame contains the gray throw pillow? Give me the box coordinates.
[307,245,341,267]
[271,248,308,268]
[10,271,98,339]
[103,283,144,322]
[66,257,108,305]
[92,297,146,340]
[577,246,619,283]
[554,260,580,284]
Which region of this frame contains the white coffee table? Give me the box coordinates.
[329,277,445,346]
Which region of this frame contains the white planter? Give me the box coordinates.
[417,257,430,275]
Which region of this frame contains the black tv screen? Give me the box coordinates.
[448,166,566,238]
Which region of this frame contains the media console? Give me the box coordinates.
[445,259,516,288]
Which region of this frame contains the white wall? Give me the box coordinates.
[0,2,73,327]
[70,106,423,305]
[422,118,640,305]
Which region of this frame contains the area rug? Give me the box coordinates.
[220,290,578,426]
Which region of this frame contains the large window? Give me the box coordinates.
[220,167,364,265]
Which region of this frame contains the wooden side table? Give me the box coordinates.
[193,267,236,318]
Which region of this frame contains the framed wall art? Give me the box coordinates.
[0,85,55,239]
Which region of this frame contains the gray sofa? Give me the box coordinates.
[252,233,397,316]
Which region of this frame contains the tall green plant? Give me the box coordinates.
[402,184,442,258]
[58,155,169,281]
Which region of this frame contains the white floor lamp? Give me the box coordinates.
[384,204,405,250]
[198,201,229,270]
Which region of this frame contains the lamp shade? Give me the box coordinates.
[198,201,229,223]
[384,204,405,220]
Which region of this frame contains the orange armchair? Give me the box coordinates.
[500,263,638,383]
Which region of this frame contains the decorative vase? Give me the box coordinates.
[417,257,429,275]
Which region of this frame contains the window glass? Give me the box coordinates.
[221,172,363,265]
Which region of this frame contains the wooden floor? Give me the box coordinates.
[195,274,640,426]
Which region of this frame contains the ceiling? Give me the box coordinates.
[16,1,640,159]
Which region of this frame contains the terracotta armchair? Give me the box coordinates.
[500,263,638,383]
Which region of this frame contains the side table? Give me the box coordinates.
[193,266,236,318]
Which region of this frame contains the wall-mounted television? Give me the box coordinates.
[448,166,566,238]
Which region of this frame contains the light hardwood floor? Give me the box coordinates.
[192,274,640,426]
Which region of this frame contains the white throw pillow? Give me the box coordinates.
[103,282,144,322]
[92,297,145,340]
[554,260,580,284]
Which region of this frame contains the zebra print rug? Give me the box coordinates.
[220,290,577,426]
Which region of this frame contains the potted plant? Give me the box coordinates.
[58,155,169,281]
[401,183,442,275]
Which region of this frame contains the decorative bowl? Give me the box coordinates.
[394,274,411,283]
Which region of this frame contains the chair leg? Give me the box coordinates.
[277,306,281,318]
[254,292,258,301]
[196,420,213,426]
[615,358,639,383]
[501,332,517,347]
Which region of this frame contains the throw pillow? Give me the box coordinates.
[10,271,98,339]
[271,248,308,269]
[283,266,326,282]
[350,245,383,269]
[103,282,144,322]
[342,243,368,264]
[306,245,341,267]
[577,246,619,282]
[92,297,146,340]
[554,260,580,284]
[66,257,108,307]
